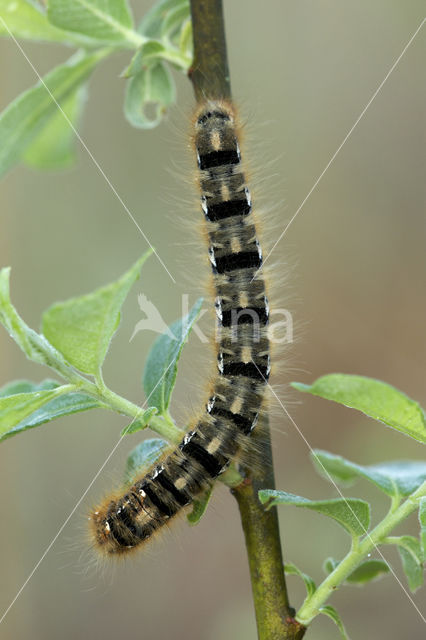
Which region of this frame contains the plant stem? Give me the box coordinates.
[148,415,184,444]
[189,0,231,100]
[189,2,303,638]
[296,481,426,625]
[71,377,187,443]
[21,315,244,486]
[233,423,305,640]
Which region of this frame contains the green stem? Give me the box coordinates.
[148,415,184,444]
[233,421,305,640]
[234,474,305,640]
[49,383,78,399]
[24,320,245,487]
[72,378,186,442]
[122,30,145,49]
[93,385,242,484]
[23,325,184,441]
[296,482,426,625]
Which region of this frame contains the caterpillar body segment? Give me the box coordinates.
[89,100,270,555]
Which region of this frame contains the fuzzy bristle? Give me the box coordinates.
[89,98,273,556]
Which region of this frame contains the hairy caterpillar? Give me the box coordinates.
[89,100,270,555]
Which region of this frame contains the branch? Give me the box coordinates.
[296,481,426,626]
[233,424,305,640]
[189,0,231,100]
[188,2,305,638]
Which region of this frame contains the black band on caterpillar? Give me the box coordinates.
[89,100,270,555]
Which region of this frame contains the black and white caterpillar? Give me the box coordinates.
[89,100,270,555]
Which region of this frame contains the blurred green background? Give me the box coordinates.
[1,1,425,638]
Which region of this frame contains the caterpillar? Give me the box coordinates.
[89,99,270,555]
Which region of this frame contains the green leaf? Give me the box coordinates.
[323,556,339,574]
[0,49,103,179]
[160,2,190,43]
[47,0,140,47]
[42,251,152,375]
[123,41,167,77]
[124,437,170,484]
[0,390,63,436]
[0,378,104,441]
[284,563,317,598]
[318,606,349,640]
[14,392,102,432]
[386,536,424,592]
[143,298,203,414]
[187,485,213,525]
[23,83,87,170]
[419,498,426,558]
[0,378,56,397]
[312,450,426,499]
[346,559,390,584]
[0,383,74,441]
[0,267,66,366]
[123,40,189,78]
[258,490,370,538]
[178,15,192,59]
[398,546,424,592]
[0,0,92,44]
[293,374,426,443]
[138,0,188,38]
[121,407,158,436]
[124,61,176,129]
[0,266,33,355]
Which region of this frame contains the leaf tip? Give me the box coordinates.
[291,382,311,392]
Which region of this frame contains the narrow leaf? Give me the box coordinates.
[123,41,167,77]
[0,267,66,366]
[0,49,103,178]
[393,536,424,592]
[318,606,349,640]
[284,563,317,598]
[0,267,34,356]
[0,385,73,440]
[293,374,426,443]
[122,40,190,79]
[42,251,152,375]
[23,83,87,169]
[312,450,426,499]
[187,485,213,526]
[124,437,170,484]
[138,0,188,38]
[346,559,390,584]
[323,557,339,574]
[259,490,370,538]
[0,378,104,440]
[47,0,139,46]
[143,298,203,414]
[160,2,190,47]
[121,407,158,435]
[124,61,176,129]
[178,16,192,59]
[0,378,58,397]
[398,546,423,592]
[12,396,103,439]
[0,0,92,44]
